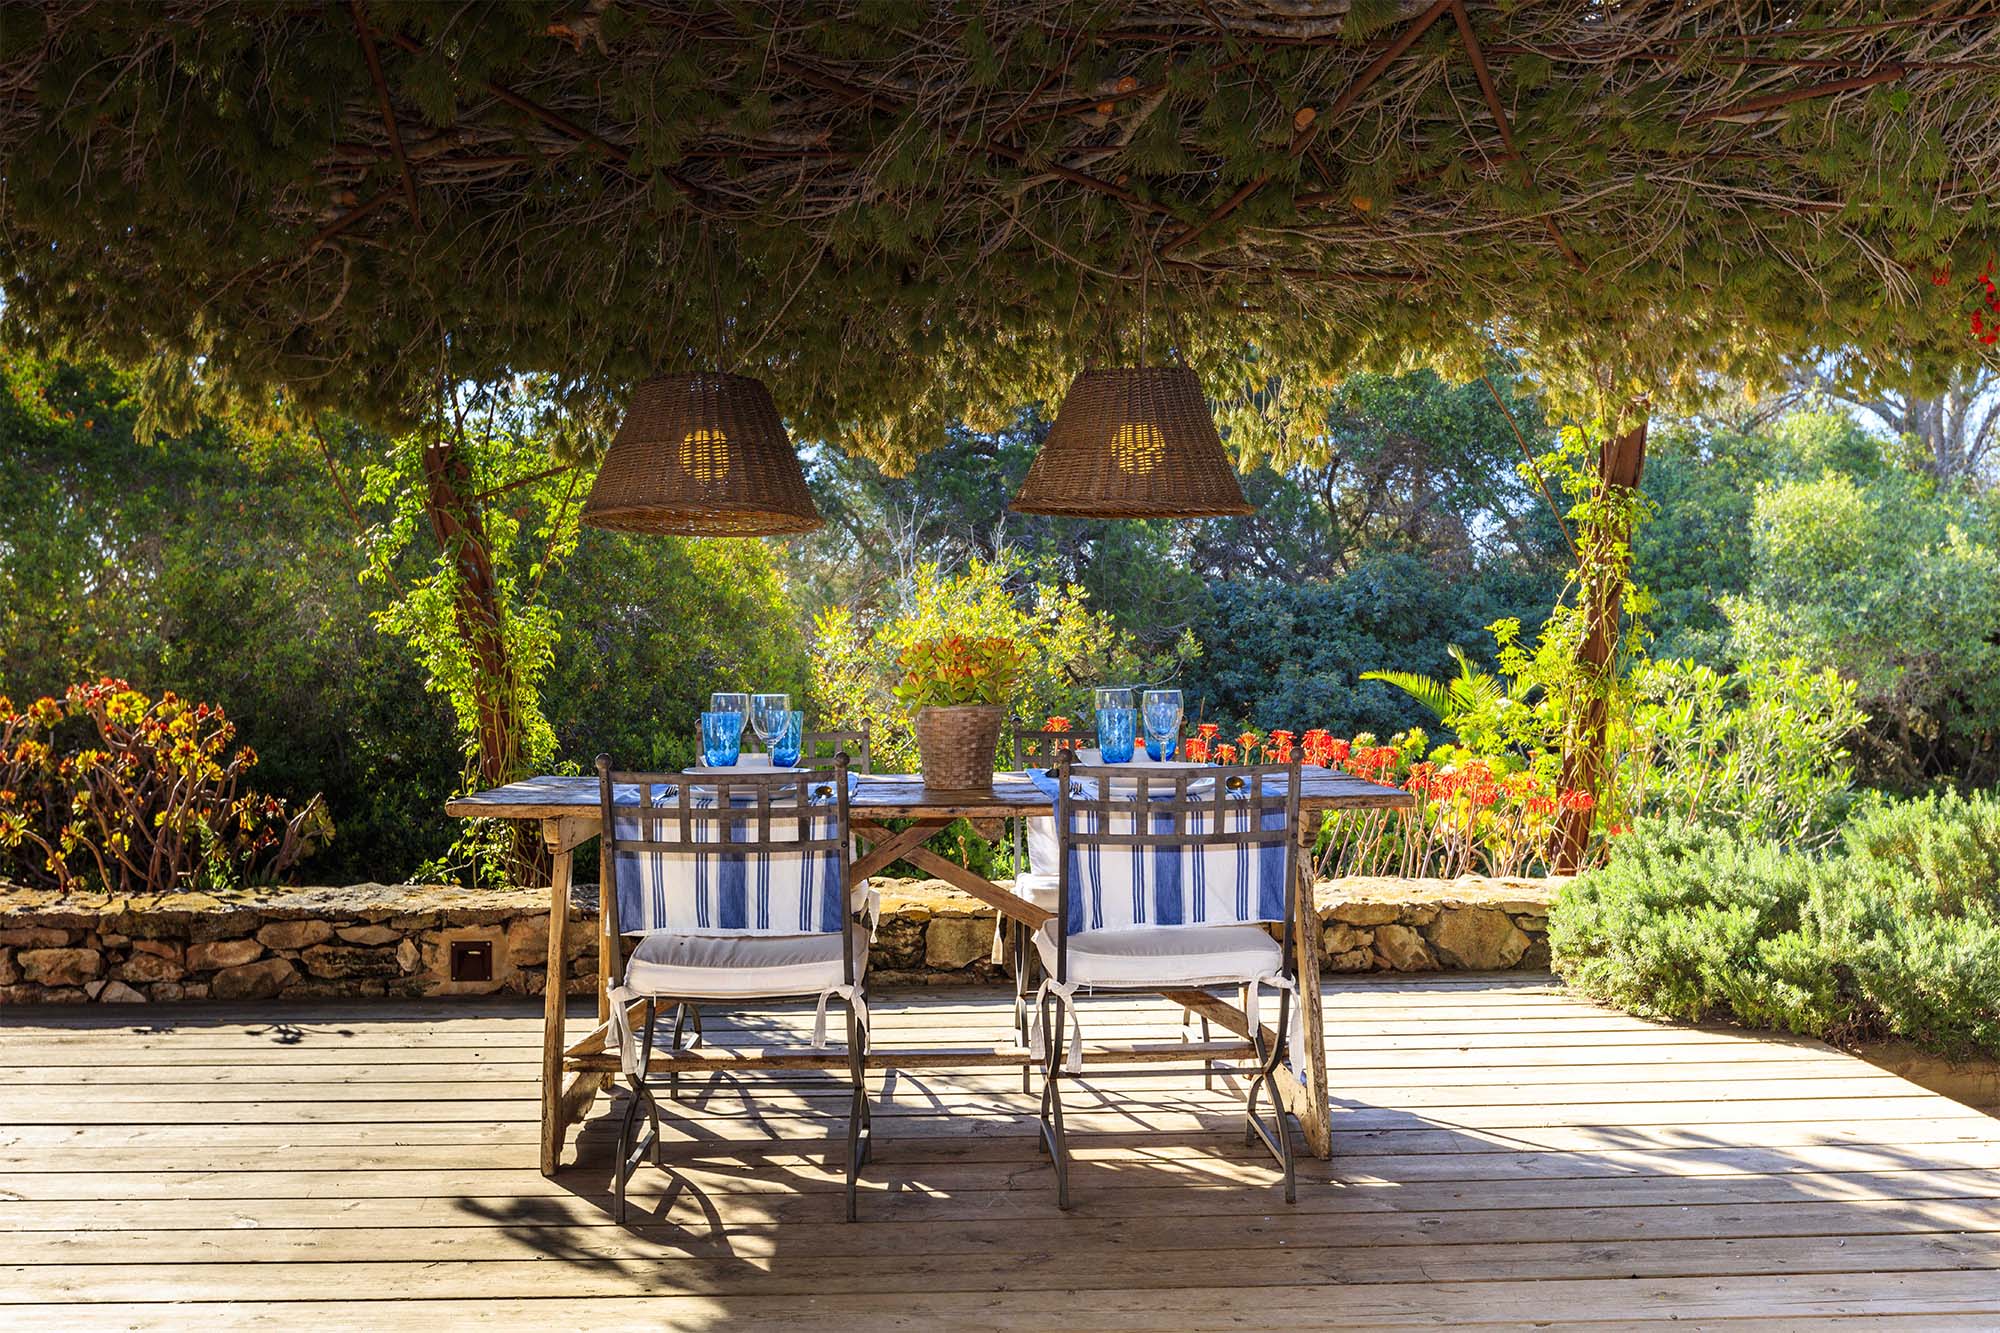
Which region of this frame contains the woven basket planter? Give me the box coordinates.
[912,705,1005,792]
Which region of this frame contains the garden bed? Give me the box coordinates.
[0,874,1559,1004]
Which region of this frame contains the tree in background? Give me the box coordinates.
[0,351,810,885]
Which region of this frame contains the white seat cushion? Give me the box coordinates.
[623,930,867,1000]
[1012,872,1061,910]
[1033,923,1282,989]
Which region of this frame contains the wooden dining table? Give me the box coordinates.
[447,768,1412,1176]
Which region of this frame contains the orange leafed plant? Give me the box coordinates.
[892,636,1024,711]
[0,679,332,895]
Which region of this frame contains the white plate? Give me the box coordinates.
[1075,748,1210,770]
[683,762,806,775]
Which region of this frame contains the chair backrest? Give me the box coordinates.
[1050,751,1300,946]
[596,755,851,937]
[1015,726,1083,770]
[801,727,871,773]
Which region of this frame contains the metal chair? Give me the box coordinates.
[1010,726,1081,1090]
[802,726,872,773]
[1032,750,1301,1208]
[596,755,872,1222]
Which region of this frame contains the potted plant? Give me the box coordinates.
[894,636,1024,791]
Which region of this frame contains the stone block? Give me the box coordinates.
[187,910,262,942]
[20,948,103,986]
[1326,903,1401,927]
[1426,907,1530,971]
[131,939,182,960]
[210,957,296,1001]
[299,944,403,981]
[149,981,189,1001]
[114,951,185,984]
[505,915,549,967]
[1328,946,1375,973]
[337,924,401,946]
[0,927,72,949]
[396,938,421,973]
[1320,922,1365,957]
[188,938,264,972]
[257,920,334,951]
[0,948,15,985]
[1372,924,1435,972]
[96,979,147,1003]
[924,916,994,970]
[418,924,513,997]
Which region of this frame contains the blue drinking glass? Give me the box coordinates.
[700,710,743,767]
[1096,706,1136,764]
[770,709,804,767]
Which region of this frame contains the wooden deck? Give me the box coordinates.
[2,974,1996,1330]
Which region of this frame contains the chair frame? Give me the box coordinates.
[1010,726,1086,1090]
[594,754,872,1222]
[1038,750,1301,1208]
[801,726,872,773]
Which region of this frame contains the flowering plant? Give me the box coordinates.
[1184,716,1604,876]
[0,679,332,895]
[892,635,1024,711]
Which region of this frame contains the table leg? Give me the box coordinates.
[539,823,574,1177]
[1287,824,1332,1158]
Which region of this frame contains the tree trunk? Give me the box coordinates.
[1556,414,1648,871]
[419,436,521,791]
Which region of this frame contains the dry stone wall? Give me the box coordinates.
[0,875,1557,1004]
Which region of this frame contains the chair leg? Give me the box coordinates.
[668,1001,689,1101]
[844,997,869,1222]
[1242,982,1297,1204]
[1037,988,1072,1210]
[1015,921,1034,1095]
[613,1001,663,1225]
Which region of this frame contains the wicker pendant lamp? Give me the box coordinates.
[581,372,823,537]
[1009,363,1253,518]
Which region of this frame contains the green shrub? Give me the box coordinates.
[1552,798,2000,1059]
[1815,793,2000,1057]
[1549,820,1843,1034]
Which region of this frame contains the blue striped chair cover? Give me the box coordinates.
[610,784,846,937]
[1026,770,1290,934]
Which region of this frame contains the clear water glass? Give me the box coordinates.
[770,709,804,767]
[710,692,750,721]
[700,710,744,767]
[1142,689,1183,761]
[1096,706,1137,764]
[1093,686,1133,717]
[751,692,791,745]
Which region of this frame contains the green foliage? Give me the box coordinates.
[813,555,1192,773]
[543,533,811,774]
[0,679,330,895]
[7,6,1999,483]
[1721,442,2000,786]
[1182,555,1559,736]
[1552,800,2000,1059]
[1626,657,1866,847]
[0,350,461,881]
[1549,820,1844,1034]
[892,637,1025,711]
[358,387,580,787]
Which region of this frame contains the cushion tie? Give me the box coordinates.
[1028,975,1089,1075]
[813,983,867,1049]
[607,982,643,1077]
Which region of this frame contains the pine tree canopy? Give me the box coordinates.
[3,2,1997,465]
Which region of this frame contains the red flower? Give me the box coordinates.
[1559,788,1597,813]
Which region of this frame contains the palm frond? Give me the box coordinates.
[1360,669,1458,722]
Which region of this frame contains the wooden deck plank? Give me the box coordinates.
[0,978,1994,1328]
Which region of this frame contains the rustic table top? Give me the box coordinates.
[445,768,1412,822]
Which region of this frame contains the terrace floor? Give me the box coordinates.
[2,974,1997,1330]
